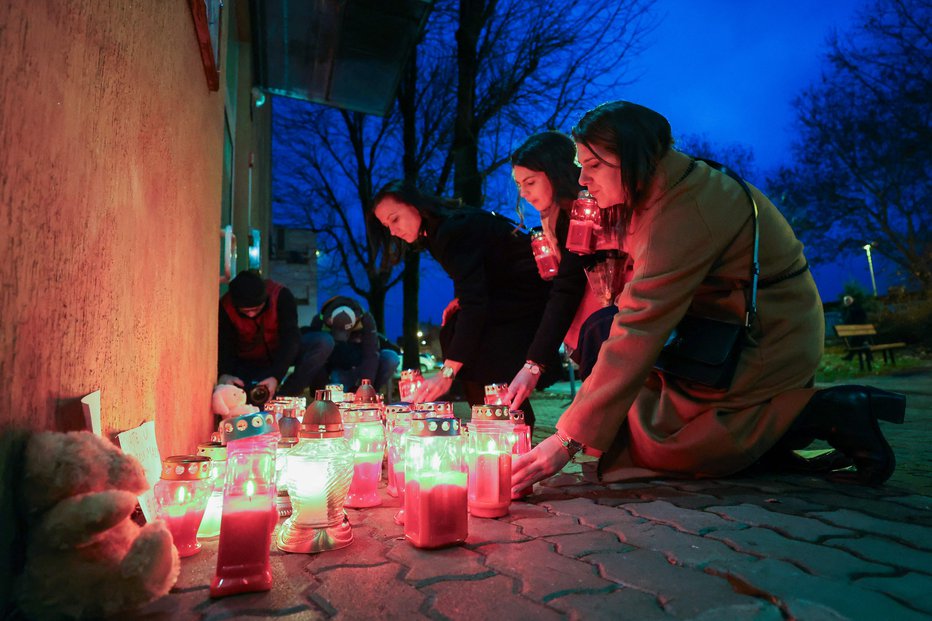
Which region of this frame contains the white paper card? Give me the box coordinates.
[81,391,102,436]
[116,420,162,522]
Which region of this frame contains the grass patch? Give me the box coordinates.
[816,345,929,383]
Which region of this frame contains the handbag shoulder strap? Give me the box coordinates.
[694,159,760,329]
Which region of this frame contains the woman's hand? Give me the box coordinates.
[504,366,540,409]
[411,359,463,403]
[411,374,453,403]
[511,434,571,495]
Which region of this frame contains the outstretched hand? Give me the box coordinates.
[411,374,454,404]
[504,366,540,409]
[511,434,571,495]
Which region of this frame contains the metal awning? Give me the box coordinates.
[251,0,433,117]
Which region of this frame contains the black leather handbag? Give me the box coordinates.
[653,161,760,390]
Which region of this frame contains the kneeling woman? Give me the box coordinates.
[512,101,904,490]
[370,181,557,427]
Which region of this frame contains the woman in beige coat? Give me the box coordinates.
[512,101,905,489]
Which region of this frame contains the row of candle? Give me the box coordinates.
[154,378,531,599]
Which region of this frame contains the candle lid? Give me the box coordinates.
[400,369,422,380]
[509,409,526,424]
[160,455,212,480]
[197,441,227,461]
[354,379,379,403]
[414,401,454,416]
[299,397,344,439]
[341,407,381,424]
[484,383,509,396]
[471,404,510,422]
[220,411,278,443]
[409,417,461,437]
[384,403,412,416]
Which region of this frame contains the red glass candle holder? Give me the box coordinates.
[404,418,467,548]
[210,412,280,598]
[509,409,534,498]
[154,455,212,557]
[398,369,424,403]
[483,383,509,405]
[277,390,354,553]
[530,228,559,280]
[384,403,413,497]
[342,406,385,508]
[566,191,600,255]
[467,406,515,517]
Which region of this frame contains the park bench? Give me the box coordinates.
[834,323,906,371]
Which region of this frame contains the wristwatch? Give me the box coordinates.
[555,430,584,458]
[441,364,456,380]
[523,360,543,375]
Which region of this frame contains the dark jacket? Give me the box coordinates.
[427,210,553,383]
[218,280,300,381]
[525,208,597,363]
[308,296,380,381]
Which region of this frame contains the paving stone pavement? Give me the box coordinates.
[137,366,932,620]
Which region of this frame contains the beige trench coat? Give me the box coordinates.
[557,150,824,480]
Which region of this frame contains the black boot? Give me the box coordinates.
[787,385,906,485]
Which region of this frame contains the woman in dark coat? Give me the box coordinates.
[371,181,555,426]
[506,131,622,408]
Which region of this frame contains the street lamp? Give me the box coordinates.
[862,243,878,297]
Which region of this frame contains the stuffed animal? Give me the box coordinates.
[212,383,260,418]
[13,431,180,620]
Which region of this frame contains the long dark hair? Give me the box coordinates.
[572,101,673,212]
[368,180,465,267]
[510,131,582,209]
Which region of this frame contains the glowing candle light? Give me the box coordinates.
[467,405,515,518]
[404,417,468,548]
[154,455,212,557]
[384,403,413,497]
[210,412,280,598]
[509,409,534,498]
[483,383,510,406]
[277,390,354,553]
[343,406,385,508]
[530,229,559,280]
[566,190,600,255]
[398,369,424,403]
[196,442,227,539]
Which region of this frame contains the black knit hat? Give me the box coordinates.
[229,271,268,308]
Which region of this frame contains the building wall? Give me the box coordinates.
[268,226,318,327]
[0,1,259,455]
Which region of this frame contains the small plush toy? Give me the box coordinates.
[212,383,260,418]
[13,431,180,620]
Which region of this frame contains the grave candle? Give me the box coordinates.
[342,406,385,508]
[154,455,212,557]
[404,418,467,548]
[276,390,354,553]
[210,412,280,598]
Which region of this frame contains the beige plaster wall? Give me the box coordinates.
[0,1,225,454]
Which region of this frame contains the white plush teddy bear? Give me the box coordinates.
[211,383,260,418]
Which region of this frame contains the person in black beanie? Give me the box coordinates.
[217,270,317,400]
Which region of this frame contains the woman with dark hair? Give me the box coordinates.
[370,180,556,426]
[505,131,618,408]
[512,101,905,490]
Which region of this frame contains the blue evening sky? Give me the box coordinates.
[319,1,899,340]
